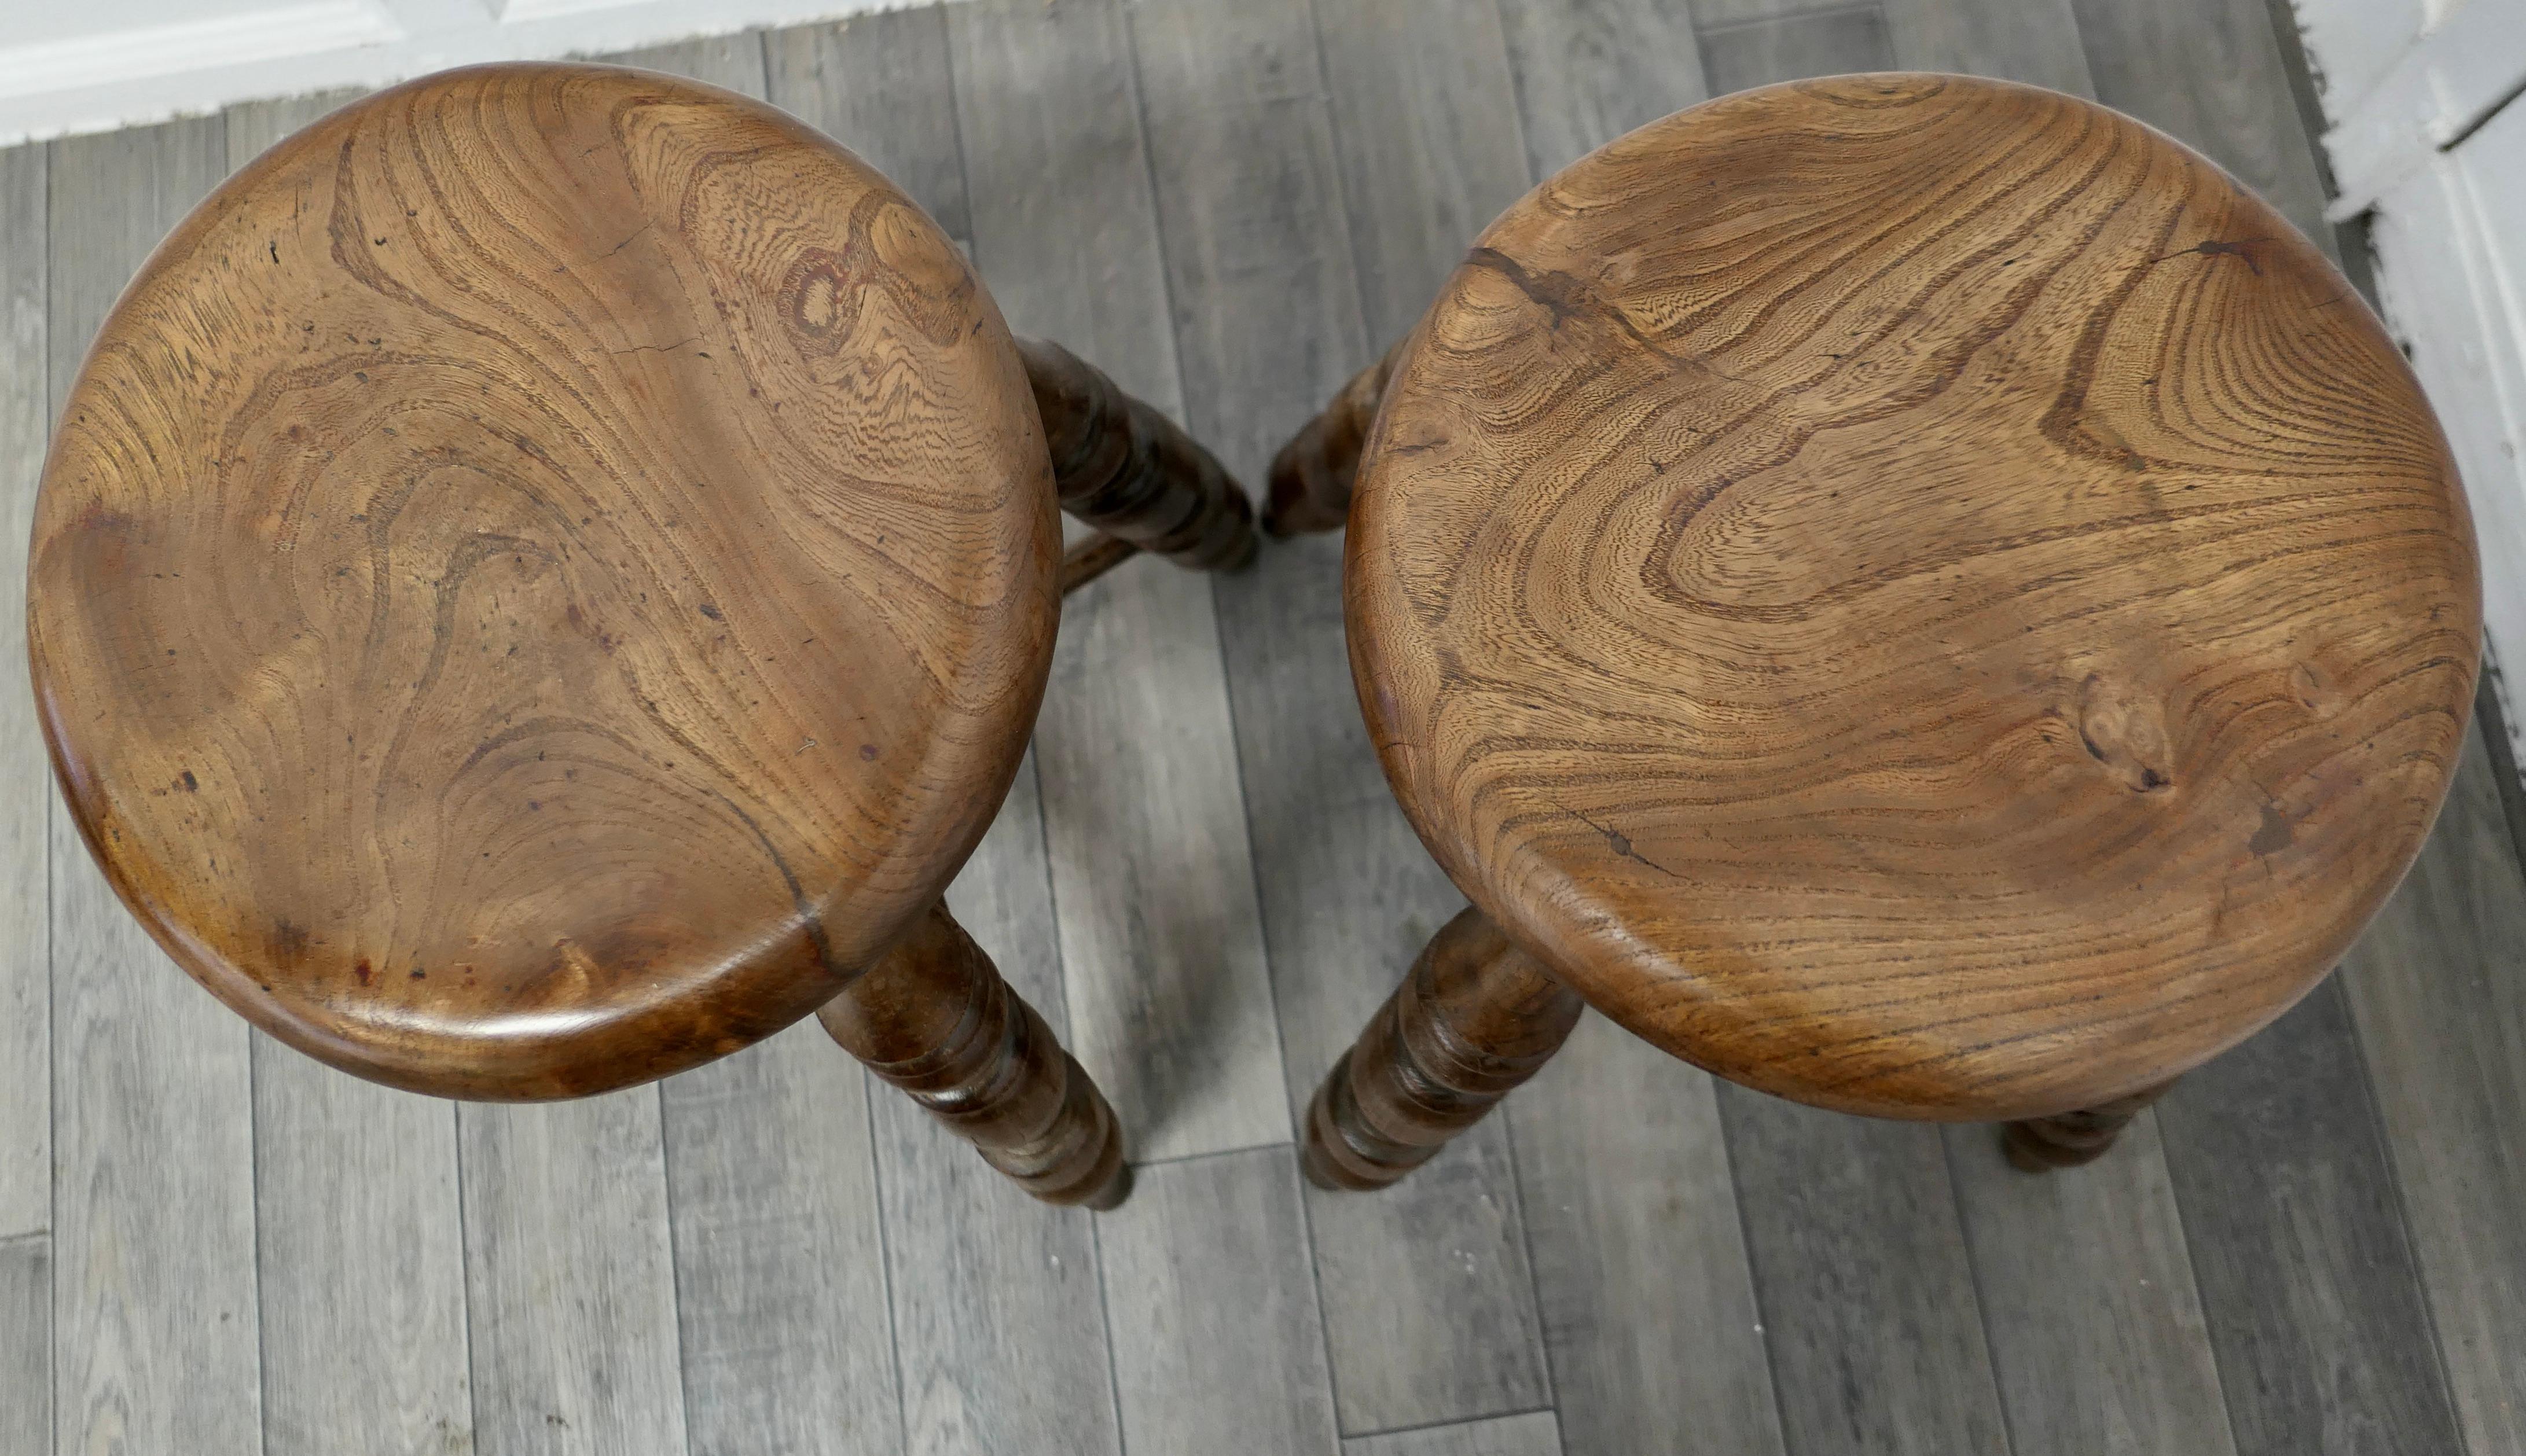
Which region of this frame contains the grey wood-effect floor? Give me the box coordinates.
[3,1,2523,1452]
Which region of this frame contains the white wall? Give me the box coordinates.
[0,0,907,145]
[2292,0,2526,773]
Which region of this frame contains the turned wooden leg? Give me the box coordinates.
[1265,337,1404,536]
[820,902,1130,1209]
[1303,906,1585,1192]
[1015,336,1257,585]
[2002,1080,2175,1172]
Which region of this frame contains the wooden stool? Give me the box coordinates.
[25,62,1260,1209]
[1268,75,2480,1189]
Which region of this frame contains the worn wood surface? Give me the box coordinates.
[2338,719,2526,1456]
[45,114,266,1456]
[1346,73,2478,1120]
[10,3,2526,1451]
[0,139,46,1244]
[1097,1148,1341,1455]
[29,61,1057,1100]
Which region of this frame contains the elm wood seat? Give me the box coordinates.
[27,63,1258,1209]
[1270,74,2480,1189]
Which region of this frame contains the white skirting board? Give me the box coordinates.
[2292,0,2526,778]
[0,0,917,145]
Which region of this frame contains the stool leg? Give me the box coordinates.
[820,901,1130,1209]
[2001,1080,2175,1172]
[1015,336,1257,584]
[1265,338,1403,537]
[1303,907,1585,1192]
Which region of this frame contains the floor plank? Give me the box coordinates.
[2336,719,2526,1456]
[46,114,265,1456]
[1880,0,2093,95]
[0,141,46,1244]
[766,9,972,245]
[2068,0,2336,256]
[1506,1017,1783,1456]
[884,749,1126,1456]
[596,35,912,1456]
[951,0,1288,1165]
[1098,1148,1342,1455]
[1719,1092,2011,1456]
[460,1092,689,1456]
[1694,5,1897,97]
[1495,0,1710,181]
[1286,0,1555,1432]
[1345,1409,1564,1456]
[219,89,480,1456]
[2154,981,2465,1455]
[1944,1114,2237,1456]
[1,1237,47,1456]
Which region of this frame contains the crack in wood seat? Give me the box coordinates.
[1291,74,2478,1186]
[21,63,1243,1208]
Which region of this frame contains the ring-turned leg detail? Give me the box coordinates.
[1265,338,1403,536]
[2001,1080,2174,1172]
[1016,336,1257,578]
[1302,907,1585,1192]
[820,902,1130,1209]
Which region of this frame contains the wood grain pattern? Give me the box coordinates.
[954,0,1289,1163]
[766,9,974,246]
[2069,0,2337,259]
[2153,981,2465,1454]
[1305,908,1583,1192]
[1506,1015,1786,1456]
[28,61,1058,1101]
[220,86,479,1456]
[1495,0,1709,183]
[0,139,47,1242]
[1350,75,2479,1120]
[46,113,265,1456]
[2334,720,2526,1456]
[546,42,903,1455]
[1097,1148,1342,1456]
[1945,1111,2238,1456]
[821,900,1129,1207]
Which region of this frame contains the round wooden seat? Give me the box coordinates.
[1345,74,2480,1122]
[28,63,1058,1100]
